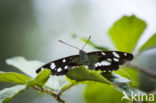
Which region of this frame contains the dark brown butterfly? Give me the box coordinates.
[36,36,133,75]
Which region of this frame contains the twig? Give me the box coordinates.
[125,63,156,79]
[33,84,73,103]
[33,86,65,103]
[57,83,73,97]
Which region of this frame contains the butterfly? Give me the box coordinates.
[36,36,134,75]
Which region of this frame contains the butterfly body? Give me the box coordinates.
[79,50,89,64]
[36,50,133,75]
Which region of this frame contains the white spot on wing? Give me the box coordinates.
[85,65,88,68]
[64,66,68,69]
[101,61,111,66]
[62,59,66,63]
[124,53,127,56]
[50,63,56,69]
[113,58,119,62]
[113,52,120,58]
[57,68,62,72]
[101,52,106,55]
[103,70,106,72]
[97,62,101,66]
[108,70,112,72]
[95,62,101,67]
[107,58,112,61]
[95,63,98,67]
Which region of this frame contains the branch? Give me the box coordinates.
[57,83,73,97]
[125,63,156,79]
[33,86,65,103]
[33,83,74,103]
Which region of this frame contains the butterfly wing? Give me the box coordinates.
[88,51,133,72]
[36,51,133,75]
[36,55,83,75]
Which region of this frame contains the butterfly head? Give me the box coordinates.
[58,35,91,64]
[79,50,86,55]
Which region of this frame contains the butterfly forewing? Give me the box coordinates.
[36,55,82,75]
[88,51,133,72]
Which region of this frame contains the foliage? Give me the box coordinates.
[66,66,111,84]
[27,69,51,88]
[83,15,155,103]
[0,72,31,84]
[84,84,124,103]
[139,33,156,52]
[0,85,26,103]
[0,15,156,103]
[0,69,50,103]
[108,15,146,52]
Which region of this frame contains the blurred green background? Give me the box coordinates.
[0,0,156,103]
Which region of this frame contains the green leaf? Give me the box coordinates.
[27,69,51,88]
[108,15,146,52]
[114,67,139,87]
[139,33,156,52]
[45,76,67,90]
[0,85,26,103]
[0,72,31,84]
[6,57,67,90]
[84,72,145,103]
[81,38,109,51]
[101,72,130,85]
[101,72,145,96]
[84,83,125,103]
[6,56,44,78]
[66,66,111,84]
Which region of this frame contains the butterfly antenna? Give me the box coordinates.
[82,35,91,50]
[59,40,80,50]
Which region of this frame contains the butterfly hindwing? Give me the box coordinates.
[88,51,133,72]
[36,55,82,75]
